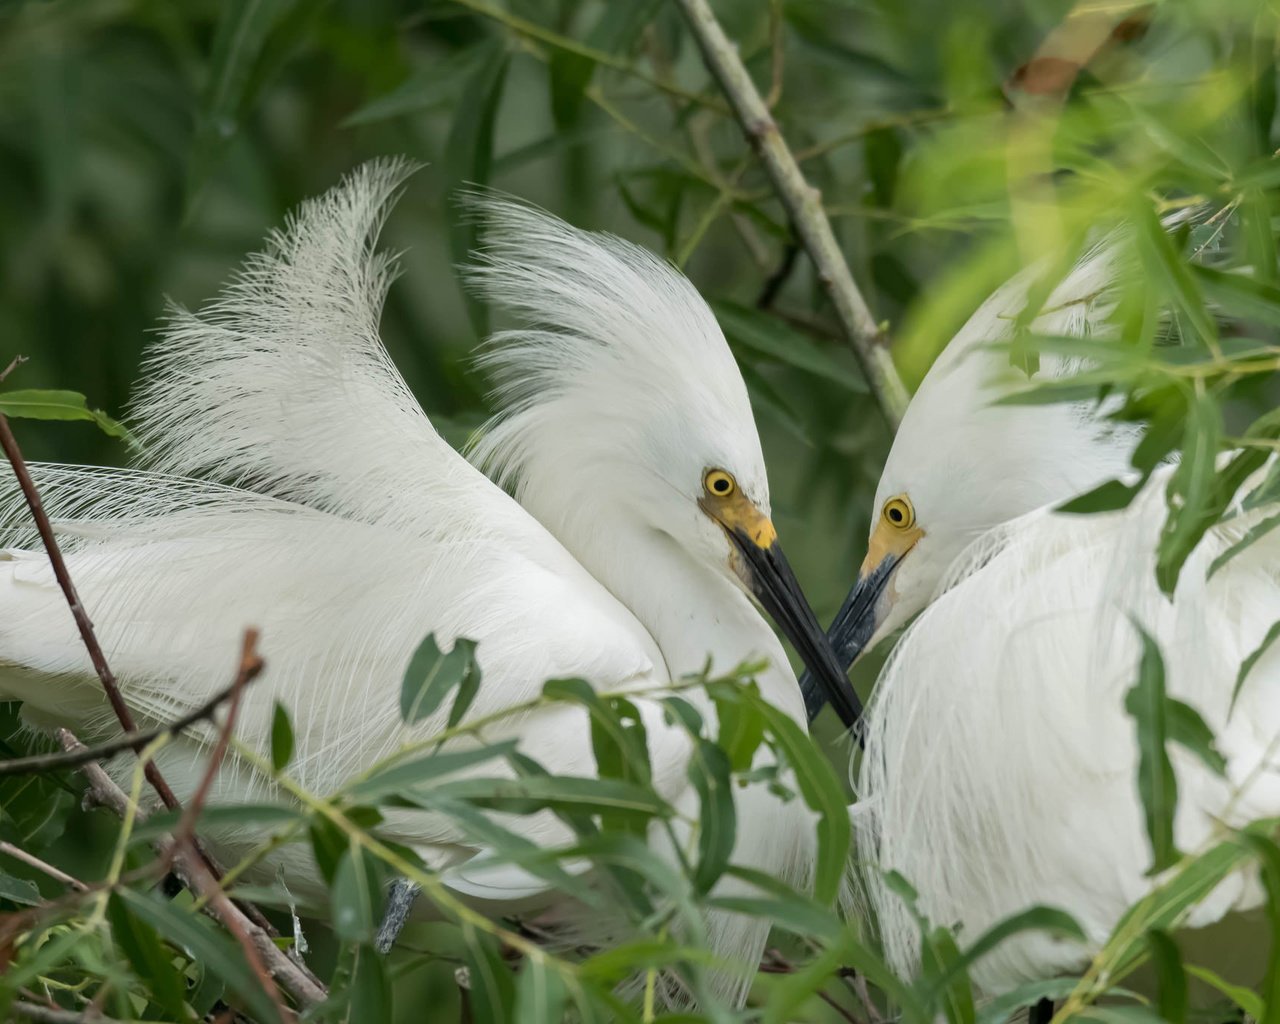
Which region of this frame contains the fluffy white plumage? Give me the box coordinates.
[846,231,1280,992]
[0,160,819,1004]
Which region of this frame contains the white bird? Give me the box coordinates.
[822,234,1280,993]
[0,160,857,1004]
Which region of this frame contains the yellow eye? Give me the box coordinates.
[882,495,915,530]
[704,469,736,498]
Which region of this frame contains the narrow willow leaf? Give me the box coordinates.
[309,814,347,888]
[446,41,510,337]
[1210,511,1280,579]
[976,978,1081,1024]
[920,926,975,1024]
[430,775,670,822]
[0,389,130,440]
[711,689,766,773]
[1124,624,1179,873]
[752,698,851,904]
[399,633,480,726]
[1156,391,1221,594]
[105,892,192,1021]
[514,956,568,1024]
[131,803,302,844]
[189,0,296,197]
[343,46,490,126]
[714,300,868,394]
[270,701,293,772]
[344,943,392,1024]
[1145,929,1187,1024]
[1058,478,1144,515]
[548,0,662,127]
[118,888,282,1024]
[688,739,735,894]
[1236,832,1280,1024]
[464,924,517,1022]
[350,741,518,802]
[0,870,40,907]
[1234,620,1280,713]
[332,842,384,943]
[1132,201,1218,347]
[1184,964,1264,1019]
[1165,698,1226,776]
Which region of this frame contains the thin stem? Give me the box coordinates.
[0,842,87,893]
[672,0,909,427]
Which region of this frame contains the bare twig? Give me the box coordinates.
[0,841,87,893]
[673,0,909,428]
[56,728,328,1012]
[13,1001,128,1023]
[0,355,26,385]
[174,631,261,846]
[0,413,182,812]
[0,658,264,777]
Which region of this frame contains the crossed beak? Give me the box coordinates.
[700,495,864,729]
[828,517,922,669]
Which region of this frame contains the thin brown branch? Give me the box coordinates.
[13,1000,128,1023]
[673,0,909,428]
[0,653,264,777]
[174,630,261,846]
[56,728,328,1012]
[0,841,87,893]
[0,355,26,385]
[0,413,182,811]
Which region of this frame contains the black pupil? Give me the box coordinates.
[888,507,903,523]
[713,478,729,493]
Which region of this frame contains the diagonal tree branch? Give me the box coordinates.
[672,0,909,428]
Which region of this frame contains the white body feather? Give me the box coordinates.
[0,161,815,1004]
[857,469,1280,991]
[852,223,1280,992]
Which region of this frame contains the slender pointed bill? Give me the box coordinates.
[828,515,922,668]
[699,495,863,729]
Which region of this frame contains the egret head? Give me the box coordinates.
[465,196,858,723]
[829,243,1142,665]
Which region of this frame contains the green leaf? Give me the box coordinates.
[118,888,282,1024]
[399,633,481,726]
[189,0,297,199]
[1233,620,1280,713]
[688,739,735,894]
[429,775,671,823]
[350,741,518,802]
[339,943,392,1024]
[0,773,73,849]
[0,869,40,907]
[1057,478,1144,515]
[0,389,130,440]
[343,46,490,127]
[514,956,568,1024]
[976,978,1081,1024]
[1156,390,1221,595]
[714,301,868,394]
[547,0,662,128]
[1145,929,1187,1024]
[105,891,193,1021]
[309,814,347,888]
[131,803,302,844]
[464,924,516,1022]
[331,841,384,944]
[446,41,510,338]
[752,699,851,904]
[1236,832,1280,1024]
[1210,511,1280,578]
[711,689,766,773]
[270,701,293,773]
[1184,964,1264,1019]
[1165,698,1226,777]
[1124,624,1179,874]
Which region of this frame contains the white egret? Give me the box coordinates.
[0,159,857,1003]
[823,235,1280,993]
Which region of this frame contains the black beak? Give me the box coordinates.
[727,528,864,731]
[794,554,899,740]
